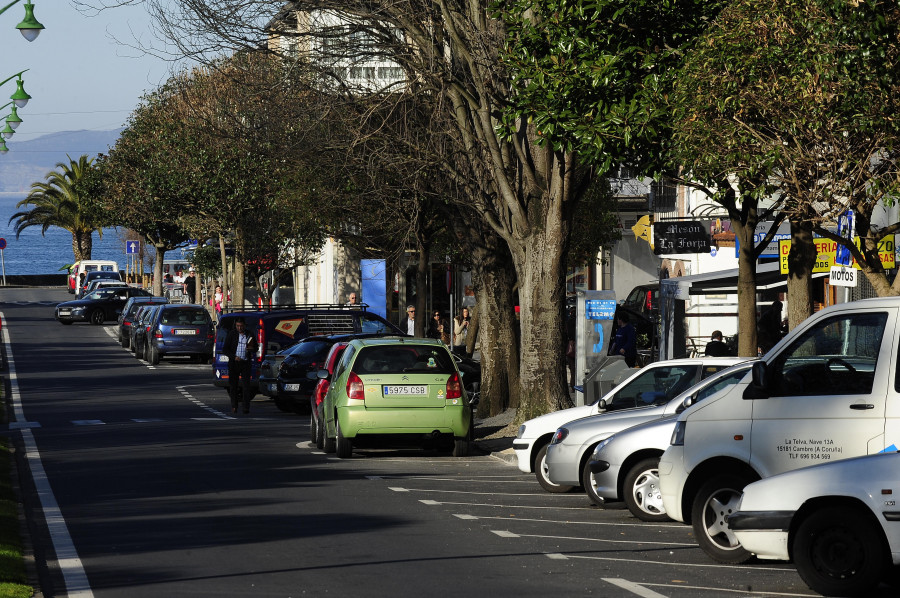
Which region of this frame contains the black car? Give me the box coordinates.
[273,332,398,413]
[118,296,169,348]
[56,286,152,325]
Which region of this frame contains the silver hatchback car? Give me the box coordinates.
[585,362,754,521]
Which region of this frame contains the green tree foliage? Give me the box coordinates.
[9,155,105,263]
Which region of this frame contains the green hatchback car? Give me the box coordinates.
[322,338,474,458]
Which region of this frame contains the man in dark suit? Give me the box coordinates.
[223,317,258,414]
[705,330,731,357]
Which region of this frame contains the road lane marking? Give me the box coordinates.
[634,582,812,597]
[2,312,95,597]
[449,513,684,529]
[491,530,519,538]
[365,475,536,483]
[177,385,233,419]
[604,578,669,598]
[556,553,795,572]
[72,420,105,426]
[413,500,588,510]
[491,529,694,547]
[383,486,582,497]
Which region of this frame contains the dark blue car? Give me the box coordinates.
[146,304,215,364]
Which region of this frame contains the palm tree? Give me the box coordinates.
[8,154,104,262]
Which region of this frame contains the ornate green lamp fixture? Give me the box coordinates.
[0,0,43,41]
[2,70,31,107]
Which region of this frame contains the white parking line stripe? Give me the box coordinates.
[604,578,669,598]
[72,420,105,426]
[367,475,539,484]
[381,486,572,497]
[491,530,519,538]
[636,582,813,597]
[416,500,587,510]
[494,529,693,547]
[559,553,795,572]
[448,513,684,529]
[2,313,95,597]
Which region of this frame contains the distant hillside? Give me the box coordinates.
[0,129,122,193]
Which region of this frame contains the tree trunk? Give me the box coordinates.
[219,235,229,311]
[732,219,759,357]
[509,206,570,422]
[786,217,816,330]
[153,246,166,297]
[72,230,92,262]
[233,259,245,308]
[413,236,429,338]
[470,241,520,418]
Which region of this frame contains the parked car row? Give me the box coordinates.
[111,297,215,364]
[511,296,900,597]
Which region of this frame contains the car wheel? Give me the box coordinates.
[581,459,605,507]
[623,457,668,522]
[309,415,318,445]
[335,419,352,458]
[535,443,574,493]
[452,425,472,458]
[316,415,325,450]
[120,334,130,349]
[89,309,104,325]
[691,474,753,564]
[148,346,160,365]
[793,506,886,597]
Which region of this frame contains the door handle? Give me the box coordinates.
[850,404,875,410]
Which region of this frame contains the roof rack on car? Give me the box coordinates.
[220,303,369,314]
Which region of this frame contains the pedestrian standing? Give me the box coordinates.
[223,317,258,414]
[403,305,416,336]
[183,268,197,303]
[705,330,731,357]
[452,307,471,356]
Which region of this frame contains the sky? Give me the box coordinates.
[0,1,172,147]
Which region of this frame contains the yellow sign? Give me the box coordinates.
[632,215,653,249]
[779,235,895,274]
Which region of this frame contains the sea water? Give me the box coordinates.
[0,193,132,275]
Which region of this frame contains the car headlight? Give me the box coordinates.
[592,435,615,458]
[550,427,569,445]
[517,424,526,439]
[71,307,85,315]
[671,421,686,446]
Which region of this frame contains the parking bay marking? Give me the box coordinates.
[489,529,694,547]
[606,578,813,598]
[389,486,586,497]
[369,475,537,484]
[603,578,669,598]
[450,513,684,529]
[549,553,796,573]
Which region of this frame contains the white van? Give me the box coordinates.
[659,296,900,564]
[69,260,119,293]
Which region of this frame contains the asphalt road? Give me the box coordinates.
[1,287,891,597]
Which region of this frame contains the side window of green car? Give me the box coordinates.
[334,345,356,380]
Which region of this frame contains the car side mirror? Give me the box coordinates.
[744,361,771,400]
[677,394,695,414]
[597,398,609,410]
[316,369,329,380]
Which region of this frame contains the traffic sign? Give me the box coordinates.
[126,240,140,254]
[0,238,6,250]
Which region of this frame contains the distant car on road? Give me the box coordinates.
[117,296,169,348]
[145,304,215,364]
[56,286,152,325]
[76,270,123,299]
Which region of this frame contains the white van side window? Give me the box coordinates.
[770,312,886,397]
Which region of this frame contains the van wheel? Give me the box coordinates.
[623,457,668,522]
[692,474,753,564]
[535,443,574,493]
[335,420,352,458]
[794,506,886,597]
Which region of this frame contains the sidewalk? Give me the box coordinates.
[472,408,517,464]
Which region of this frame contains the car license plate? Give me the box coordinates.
[267,384,278,392]
[58,309,71,315]
[174,329,197,335]
[284,384,300,391]
[383,385,427,396]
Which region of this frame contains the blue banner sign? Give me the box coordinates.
[586,299,617,320]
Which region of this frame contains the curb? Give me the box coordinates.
[489,447,517,465]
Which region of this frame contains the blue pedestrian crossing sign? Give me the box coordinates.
[126,241,140,255]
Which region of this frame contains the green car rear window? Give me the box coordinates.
[353,345,456,375]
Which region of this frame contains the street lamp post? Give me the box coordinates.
[0,0,43,41]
